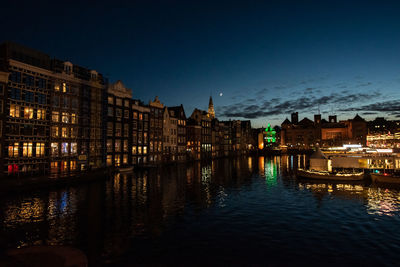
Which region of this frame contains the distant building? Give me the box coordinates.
[149,96,164,164]
[162,106,177,162]
[281,112,368,148]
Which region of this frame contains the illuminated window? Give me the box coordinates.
[71,113,76,124]
[8,142,19,157]
[22,142,33,157]
[37,109,46,120]
[143,146,147,154]
[123,154,128,164]
[138,146,142,154]
[62,112,69,123]
[116,98,122,106]
[70,161,77,170]
[71,142,77,155]
[70,128,77,138]
[123,140,128,152]
[51,161,58,172]
[36,143,45,157]
[115,140,121,152]
[51,143,59,156]
[54,83,60,91]
[107,139,113,152]
[133,112,138,119]
[108,96,113,104]
[62,82,67,93]
[52,111,59,122]
[51,126,59,137]
[132,146,137,154]
[61,127,68,138]
[139,113,143,120]
[9,104,20,117]
[61,143,69,155]
[115,123,121,136]
[107,155,112,166]
[115,155,121,167]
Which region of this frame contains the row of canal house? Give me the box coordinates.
[0,42,254,178]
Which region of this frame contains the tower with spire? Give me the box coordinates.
[208,95,215,119]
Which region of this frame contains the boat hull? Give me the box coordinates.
[371,173,400,184]
[296,169,364,181]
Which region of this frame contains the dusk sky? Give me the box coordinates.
[3,0,400,127]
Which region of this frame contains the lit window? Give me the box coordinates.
[61,127,68,138]
[54,83,60,91]
[71,113,76,124]
[23,107,34,119]
[107,155,112,166]
[8,142,19,157]
[123,140,128,152]
[61,143,69,155]
[62,112,69,123]
[115,140,121,152]
[9,104,20,118]
[107,139,113,152]
[132,146,137,154]
[37,109,46,120]
[62,83,67,93]
[138,146,142,154]
[71,142,77,155]
[52,111,59,122]
[108,96,113,104]
[70,161,77,170]
[36,143,45,157]
[51,143,59,156]
[143,146,147,154]
[22,142,33,157]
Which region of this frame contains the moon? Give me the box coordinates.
[219,92,223,96]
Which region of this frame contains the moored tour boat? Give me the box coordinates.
[296,168,364,181]
[371,173,400,184]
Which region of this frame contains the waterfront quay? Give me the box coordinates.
[1,156,400,266]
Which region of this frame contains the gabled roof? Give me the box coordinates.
[282,118,292,125]
[353,114,365,122]
[298,117,314,126]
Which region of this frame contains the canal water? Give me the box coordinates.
[1,156,400,266]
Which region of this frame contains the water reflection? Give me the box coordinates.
[1,156,400,265]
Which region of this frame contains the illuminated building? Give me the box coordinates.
[0,42,107,176]
[281,112,367,148]
[149,96,164,164]
[168,105,187,161]
[163,106,178,162]
[189,108,212,158]
[208,96,215,119]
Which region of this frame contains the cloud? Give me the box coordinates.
[340,100,400,114]
[218,90,382,120]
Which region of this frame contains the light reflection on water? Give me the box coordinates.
[1,156,400,265]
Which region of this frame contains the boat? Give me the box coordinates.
[371,173,400,184]
[296,168,364,181]
[118,166,134,173]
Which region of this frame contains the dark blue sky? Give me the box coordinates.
[2,0,400,127]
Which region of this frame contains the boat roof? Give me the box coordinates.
[310,147,327,159]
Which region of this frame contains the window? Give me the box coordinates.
[123,140,128,152]
[61,143,69,155]
[71,99,78,109]
[116,98,122,106]
[138,146,142,154]
[123,154,128,164]
[107,139,113,152]
[144,132,148,143]
[133,112,138,119]
[24,91,34,102]
[115,140,121,152]
[37,109,45,120]
[54,83,60,91]
[124,127,129,137]
[71,142,77,155]
[124,109,129,118]
[125,100,130,107]
[52,96,59,107]
[139,113,143,120]
[52,111,59,122]
[22,142,33,157]
[62,82,67,93]
[10,104,20,117]
[115,155,121,167]
[108,107,113,116]
[51,143,59,156]
[108,96,113,104]
[116,108,122,118]
[24,107,34,119]
[61,127,68,138]
[8,143,19,157]
[70,128,77,138]
[132,132,137,144]
[36,143,45,157]
[115,123,121,137]
[51,126,59,137]
[37,93,46,104]
[10,71,21,83]
[62,112,69,123]
[24,75,34,86]
[63,97,69,108]
[143,146,147,154]
[37,78,46,89]
[10,88,21,100]
[107,122,113,136]
[71,113,76,124]
[107,155,112,166]
[132,120,137,129]
[132,146,137,154]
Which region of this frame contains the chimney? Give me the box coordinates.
[329,115,337,123]
[314,114,321,124]
[291,112,299,124]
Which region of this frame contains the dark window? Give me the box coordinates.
[10,88,21,100]
[24,91,34,102]
[10,71,21,83]
[37,93,46,104]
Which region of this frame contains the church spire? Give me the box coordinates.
[208,95,215,119]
